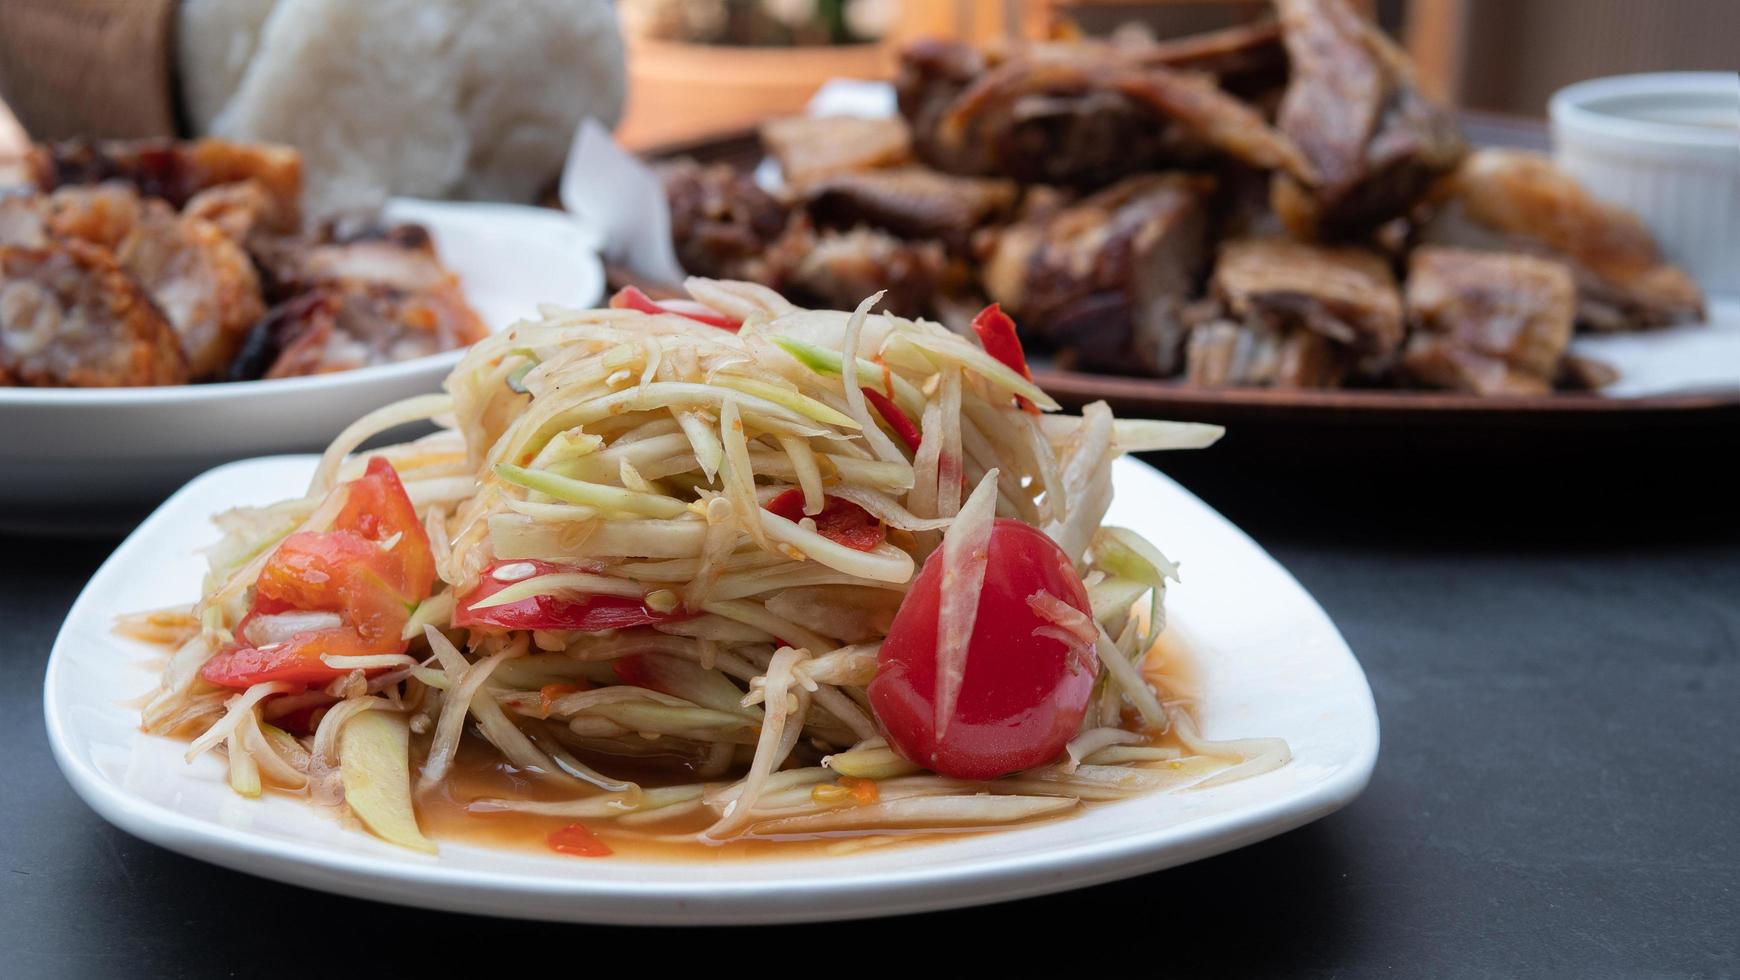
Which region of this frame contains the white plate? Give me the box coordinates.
[0,199,602,534]
[44,454,1378,925]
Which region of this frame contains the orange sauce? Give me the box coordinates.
[135,628,1207,862]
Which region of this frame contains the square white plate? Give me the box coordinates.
[43,455,1378,925]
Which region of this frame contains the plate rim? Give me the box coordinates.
[43,455,1379,925]
[0,198,601,410]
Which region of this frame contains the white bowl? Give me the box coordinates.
[1549,72,1740,297]
[0,199,602,534]
[45,454,1377,924]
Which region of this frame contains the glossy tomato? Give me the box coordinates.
[200,458,434,690]
[869,519,1098,779]
[454,559,694,632]
[763,489,886,552]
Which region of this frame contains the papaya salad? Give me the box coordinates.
[131,279,1290,856]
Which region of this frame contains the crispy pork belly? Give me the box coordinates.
[45,185,265,380]
[183,179,294,245]
[1270,0,1464,238]
[760,115,913,186]
[20,138,302,232]
[1399,247,1575,396]
[1185,317,1349,388]
[983,173,1213,374]
[1418,149,1704,331]
[0,240,187,387]
[0,196,48,248]
[1124,19,1288,98]
[659,159,792,284]
[238,217,486,379]
[897,40,1311,188]
[242,280,481,379]
[1213,237,1404,359]
[802,167,1016,250]
[778,224,949,319]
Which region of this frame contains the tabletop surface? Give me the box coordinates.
[3,446,1736,979]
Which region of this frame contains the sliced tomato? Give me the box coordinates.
[204,458,435,690]
[970,304,1039,414]
[254,531,409,642]
[336,457,436,600]
[200,627,397,688]
[547,822,612,857]
[869,519,1098,780]
[763,489,886,552]
[862,386,923,453]
[454,558,695,632]
[609,285,740,331]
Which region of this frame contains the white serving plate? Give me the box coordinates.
[0,199,602,534]
[44,454,1378,925]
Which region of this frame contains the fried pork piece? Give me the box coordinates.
[1399,246,1576,396]
[237,218,488,379]
[45,184,266,380]
[0,196,48,247]
[1116,19,1289,98]
[659,159,792,284]
[760,115,913,186]
[20,138,302,232]
[1270,0,1465,239]
[896,39,1312,188]
[242,281,480,379]
[1418,149,1705,331]
[1184,317,1349,388]
[802,167,1017,250]
[0,240,187,387]
[1213,237,1404,360]
[777,223,950,320]
[983,173,1213,374]
[183,180,291,246]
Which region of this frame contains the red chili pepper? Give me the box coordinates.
[763,488,886,552]
[455,558,696,632]
[862,387,922,454]
[971,304,1040,414]
[548,823,612,857]
[609,285,740,331]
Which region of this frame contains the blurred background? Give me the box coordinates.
[7,0,1738,153]
[604,0,1740,148]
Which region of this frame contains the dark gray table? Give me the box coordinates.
[4,448,1735,979]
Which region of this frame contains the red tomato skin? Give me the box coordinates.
[869,519,1098,780]
[199,627,400,688]
[763,489,887,552]
[862,387,923,453]
[609,286,740,331]
[337,457,437,601]
[454,559,695,632]
[970,304,1039,414]
[254,531,407,642]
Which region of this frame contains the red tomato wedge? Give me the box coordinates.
[763,489,886,552]
[253,531,410,643]
[337,457,437,600]
[454,558,695,632]
[970,304,1039,414]
[869,519,1098,779]
[609,285,740,331]
[200,628,395,688]
[547,823,612,857]
[200,458,435,690]
[862,386,923,453]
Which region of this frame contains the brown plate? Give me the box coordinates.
[637,114,1740,461]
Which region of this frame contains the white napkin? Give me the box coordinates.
[561,117,687,284]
